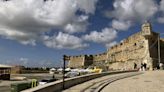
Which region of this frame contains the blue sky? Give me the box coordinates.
[0,0,164,67]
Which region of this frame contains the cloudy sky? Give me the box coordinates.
[0,0,164,67]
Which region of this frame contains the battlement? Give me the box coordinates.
[69,53,106,60]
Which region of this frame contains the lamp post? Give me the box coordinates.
[62,55,66,90]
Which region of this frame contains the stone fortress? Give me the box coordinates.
[67,22,164,70]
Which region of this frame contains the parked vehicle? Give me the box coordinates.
[39,78,57,85]
[64,71,80,78]
[49,68,56,74]
[86,66,103,73]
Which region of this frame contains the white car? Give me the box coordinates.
[39,78,57,85]
[65,68,71,72]
[64,71,80,78]
[57,68,63,72]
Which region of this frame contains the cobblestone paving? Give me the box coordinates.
[101,70,164,92]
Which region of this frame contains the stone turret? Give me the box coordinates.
[141,21,152,36]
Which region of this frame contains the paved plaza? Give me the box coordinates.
[63,70,164,92]
[101,70,164,92]
[63,72,141,92]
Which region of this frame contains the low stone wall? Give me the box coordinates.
[21,70,137,92]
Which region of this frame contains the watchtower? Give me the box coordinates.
[141,21,152,36]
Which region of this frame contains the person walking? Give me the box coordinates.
[134,63,137,69]
[140,63,146,71]
[143,63,147,71]
[140,63,143,71]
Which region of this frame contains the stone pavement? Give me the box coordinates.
[63,72,141,92]
[101,70,164,92]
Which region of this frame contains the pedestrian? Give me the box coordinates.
[134,63,137,69]
[143,63,147,71]
[141,63,146,71]
[52,74,55,79]
[140,63,143,71]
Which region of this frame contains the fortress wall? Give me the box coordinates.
[92,53,107,62]
[108,61,139,70]
[68,53,107,68]
[68,32,159,69]
[92,53,107,67]
[67,23,162,70]
[108,32,146,62]
[68,55,85,68]
[107,31,151,70]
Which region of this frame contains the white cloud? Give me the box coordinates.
[111,0,158,21]
[1,0,163,50]
[0,0,97,49]
[106,0,158,30]
[43,32,88,49]
[64,15,89,33]
[112,20,131,31]
[106,41,117,48]
[157,0,164,23]
[75,0,98,14]
[64,23,87,33]
[159,0,164,13]
[83,28,117,44]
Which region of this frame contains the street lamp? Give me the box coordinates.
[62,55,69,90]
[62,55,66,90]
